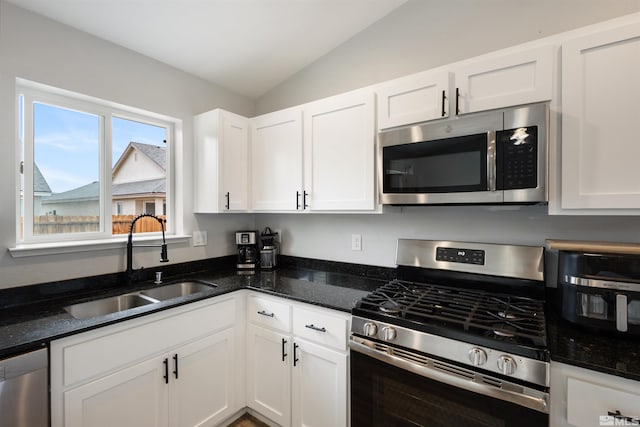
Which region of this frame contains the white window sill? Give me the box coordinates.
[8,235,192,258]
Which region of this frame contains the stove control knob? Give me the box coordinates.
[381,326,397,341]
[363,322,378,337]
[468,348,487,366]
[497,355,517,375]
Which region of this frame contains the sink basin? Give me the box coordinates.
[140,281,215,301]
[64,293,155,320]
[64,281,216,320]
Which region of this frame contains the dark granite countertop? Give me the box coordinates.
[0,258,387,359]
[2,255,639,385]
[547,309,640,382]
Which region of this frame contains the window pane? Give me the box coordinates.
[112,117,167,235]
[33,103,100,236]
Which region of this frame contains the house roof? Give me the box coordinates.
[112,141,166,176]
[42,181,98,204]
[41,179,166,204]
[112,178,166,197]
[34,163,52,194]
[41,142,166,204]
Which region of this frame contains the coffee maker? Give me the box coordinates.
[235,231,258,270]
[260,227,279,270]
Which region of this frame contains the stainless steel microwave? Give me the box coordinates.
[378,103,548,205]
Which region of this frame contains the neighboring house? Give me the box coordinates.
[33,163,52,215]
[112,142,166,216]
[40,142,166,216]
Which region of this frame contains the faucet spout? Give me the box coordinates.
[126,213,169,283]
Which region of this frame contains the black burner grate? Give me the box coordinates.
[354,279,546,348]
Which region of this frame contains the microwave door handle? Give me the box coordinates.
[487,130,497,191]
[616,294,628,332]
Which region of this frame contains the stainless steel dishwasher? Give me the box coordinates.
[0,348,48,427]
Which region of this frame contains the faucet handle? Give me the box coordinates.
[160,243,169,263]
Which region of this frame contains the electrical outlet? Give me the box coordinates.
[351,234,362,251]
[193,231,208,247]
[273,229,282,245]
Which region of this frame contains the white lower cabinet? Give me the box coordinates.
[291,338,347,427]
[550,361,640,427]
[64,354,169,427]
[51,295,244,427]
[246,324,291,426]
[245,293,349,427]
[169,329,236,427]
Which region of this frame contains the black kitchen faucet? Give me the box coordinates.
[126,213,169,283]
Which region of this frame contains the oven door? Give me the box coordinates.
[350,338,549,427]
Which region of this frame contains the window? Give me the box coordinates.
[18,82,174,244]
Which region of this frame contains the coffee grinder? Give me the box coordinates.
[260,227,279,270]
[235,230,258,270]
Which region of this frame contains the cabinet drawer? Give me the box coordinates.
[567,377,640,426]
[293,306,348,351]
[248,295,291,332]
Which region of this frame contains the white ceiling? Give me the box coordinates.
[6,0,407,99]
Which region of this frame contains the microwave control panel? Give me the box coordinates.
[496,126,538,190]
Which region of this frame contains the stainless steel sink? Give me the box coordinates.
[64,293,156,320]
[64,280,216,319]
[139,281,215,301]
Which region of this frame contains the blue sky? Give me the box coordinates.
[32,103,166,193]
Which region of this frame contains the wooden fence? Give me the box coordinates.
[30,215,167,236]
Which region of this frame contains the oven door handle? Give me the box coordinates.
[349,336,549,414]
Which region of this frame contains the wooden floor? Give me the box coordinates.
[225,413,270,427]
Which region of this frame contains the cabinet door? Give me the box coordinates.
[221,111,249,211]
[246,324,292,427]
[454,45,554,115]
[169,329,236,427]
[193,109,249,213]
[251,108,303,211]
[377,69,450,129]
[561,22,640,210]
[291,339,347,427]
[64,356,169,427]
[303,91,375,211]
[550,362,640,427]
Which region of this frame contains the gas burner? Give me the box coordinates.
[493,325,517,338]
[379,299,402,314]
[497,311,518,320]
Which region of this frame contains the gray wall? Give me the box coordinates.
[0,2,255,289]
[256,0,640,114]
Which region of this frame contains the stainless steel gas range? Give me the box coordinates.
[350,239,549,427]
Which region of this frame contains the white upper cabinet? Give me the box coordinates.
[303,91,376,211]
[194,109,249,212]
[250,91,376,213]
[453,45,555,115]
[375,45,554,130]
[251,108,304,211]
[377,69,450,129]
[560,20,640,211]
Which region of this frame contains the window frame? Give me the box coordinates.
[17,81,175,246]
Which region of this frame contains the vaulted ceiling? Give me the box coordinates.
[6,0,407,99]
